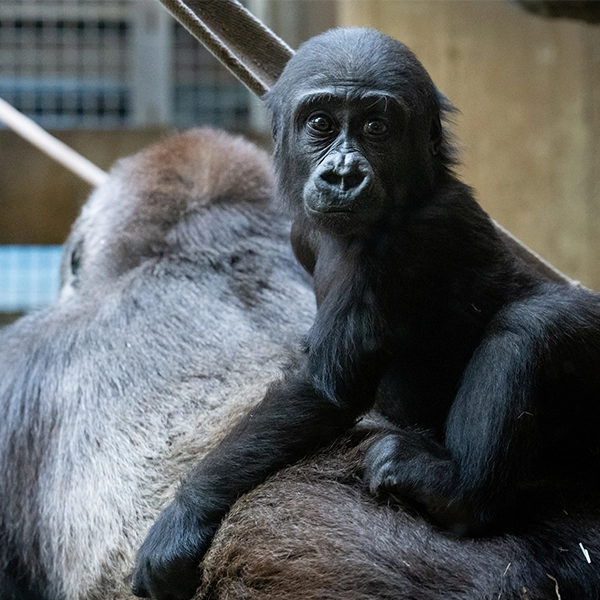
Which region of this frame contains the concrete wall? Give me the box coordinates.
[340,0,600,289]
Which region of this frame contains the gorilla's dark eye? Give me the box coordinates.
[363,119,388,137]
[70,239,83,277]
[307,113,334,135]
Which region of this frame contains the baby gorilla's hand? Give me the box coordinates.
[131,500,218,600]
[363,429,487,537]
[363,430,455,513]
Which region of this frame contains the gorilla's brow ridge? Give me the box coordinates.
[294,89,403,119]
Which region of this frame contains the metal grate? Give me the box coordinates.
[0,0,251,130]
[0,1,131,128]
[172,22,249,130]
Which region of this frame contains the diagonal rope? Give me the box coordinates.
[0,97,108,187]
[492,221,574,285]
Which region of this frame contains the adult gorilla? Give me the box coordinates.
[0,128,315,600]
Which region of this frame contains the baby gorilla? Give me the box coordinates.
[132,28,600,599]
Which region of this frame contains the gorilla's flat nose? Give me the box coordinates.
[318,153,368,192]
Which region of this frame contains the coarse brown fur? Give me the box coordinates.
[201,419,600,600]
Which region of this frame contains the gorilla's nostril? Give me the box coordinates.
[320,169,343,187]
[342,170,365,191]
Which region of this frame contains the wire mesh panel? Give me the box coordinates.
[0,0,251,130]
[172,22,249,130]
[0,0,130,128]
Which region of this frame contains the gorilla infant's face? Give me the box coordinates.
[266,28,444,238]
[296,85,406,236]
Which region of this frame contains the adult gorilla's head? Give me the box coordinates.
[59,128,275,300]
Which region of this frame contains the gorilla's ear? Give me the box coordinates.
[70,239,83,281]
[59,237,83,294]
[431,90,455,156]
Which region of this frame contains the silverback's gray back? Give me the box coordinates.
[0,128,314,600]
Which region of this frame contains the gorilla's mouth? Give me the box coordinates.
[304,185,367,217]
[306,206,355,222]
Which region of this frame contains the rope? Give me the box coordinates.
[492,221,574,285]
[156,0,292,96]
[0,97,108,188]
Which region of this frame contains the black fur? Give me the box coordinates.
[131,28,600,599]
